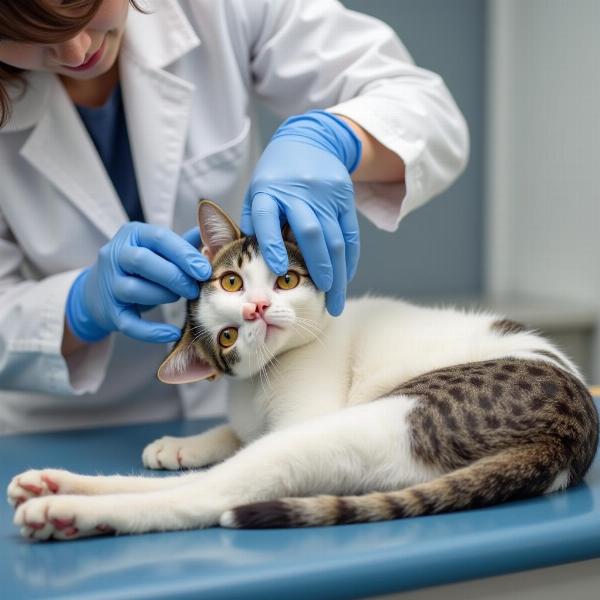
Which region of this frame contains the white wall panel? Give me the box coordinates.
[486,0,600,379]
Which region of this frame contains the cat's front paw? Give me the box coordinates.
[14,496,116,541]
[7,469,70,508]
[142,436,200,470]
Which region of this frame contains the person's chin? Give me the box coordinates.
[59,65,107,80]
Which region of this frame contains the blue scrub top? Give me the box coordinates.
[76,84,144,223]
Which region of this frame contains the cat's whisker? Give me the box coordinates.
[293,320,326,347]
[188,324,206,336]
[260,342,281,380]
[299,327,323,342]
[295,315,324,337]
[259,343,276,390]
[189,327,211,345]
[259,362,271,395]
[294,310,322,325]
[249,343,258,387]
[254,346,264,389]
[292,322,319,344]
[293,315,319,329]
[262,340,281,389]
[255,343,270,394]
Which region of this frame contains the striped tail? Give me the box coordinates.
[219,442,568,529]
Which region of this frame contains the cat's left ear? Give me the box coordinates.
[157,322,221,384]
[197,199,241,260]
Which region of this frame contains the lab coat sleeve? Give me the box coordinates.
[0,212,113,395]
[228,0,469,231]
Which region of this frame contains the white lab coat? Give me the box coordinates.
[0,0,468,434]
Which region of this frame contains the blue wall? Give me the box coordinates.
[257,0,485,298]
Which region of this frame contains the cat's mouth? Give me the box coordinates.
[249,318,283,344]
[262,319,283,340]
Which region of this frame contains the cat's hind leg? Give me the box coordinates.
[223,441,566,528]
[13,480,236,540]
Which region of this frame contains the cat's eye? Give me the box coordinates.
[276,271,300,290]
[218,327,238,348]
[220,272,243,292]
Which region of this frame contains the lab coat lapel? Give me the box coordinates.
[119,1,200,229]
[20,75,128,240]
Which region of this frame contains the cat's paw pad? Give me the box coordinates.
[14,496,115,541]
[142,436,188,470]
[7,469,65,508]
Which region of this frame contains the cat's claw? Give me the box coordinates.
[7,469,65,508]
[14,496,115,541]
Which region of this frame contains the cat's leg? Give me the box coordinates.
[7,425,240,507]
[142,424,241,470]
[14,396,433,539]
[13,487,205,540]
[7,469,205,508]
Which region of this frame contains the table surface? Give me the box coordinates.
[2,405,600,600]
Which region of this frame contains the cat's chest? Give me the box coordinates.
[227,382,265,443]
[227,344,351,441]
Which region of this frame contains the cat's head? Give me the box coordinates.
[157,200,327,384]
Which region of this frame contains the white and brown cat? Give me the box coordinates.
[7,200,598,540]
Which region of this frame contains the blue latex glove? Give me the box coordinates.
[241,110,362,316]
[66,222,210,344]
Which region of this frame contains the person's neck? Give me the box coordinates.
[60,61,120,108]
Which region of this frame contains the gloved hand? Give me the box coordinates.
[241,110,362,316]
[66,222,210,344]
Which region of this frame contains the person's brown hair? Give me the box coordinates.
[0,0,143,127]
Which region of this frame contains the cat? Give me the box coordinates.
[7,200,598,540]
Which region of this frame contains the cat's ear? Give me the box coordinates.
[197,199,241,260]
[157,322,220,384]
[282,223,298,246]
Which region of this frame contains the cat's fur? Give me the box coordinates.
[8,201,598,539]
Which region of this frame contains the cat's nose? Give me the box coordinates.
[242,300,270,321]
[255,300,270,316]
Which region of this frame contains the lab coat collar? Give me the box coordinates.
[122,0,201,70]
[5,0,200,238]
[19,76,129,240]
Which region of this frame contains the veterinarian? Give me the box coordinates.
[0,0,468,433]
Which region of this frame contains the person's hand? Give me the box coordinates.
[241,110,362,316]
[66,222,210,344]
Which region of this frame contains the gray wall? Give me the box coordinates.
[485,0,600,380]
[256,0,485,298]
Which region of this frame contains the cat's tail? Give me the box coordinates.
[219,442,569,529]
